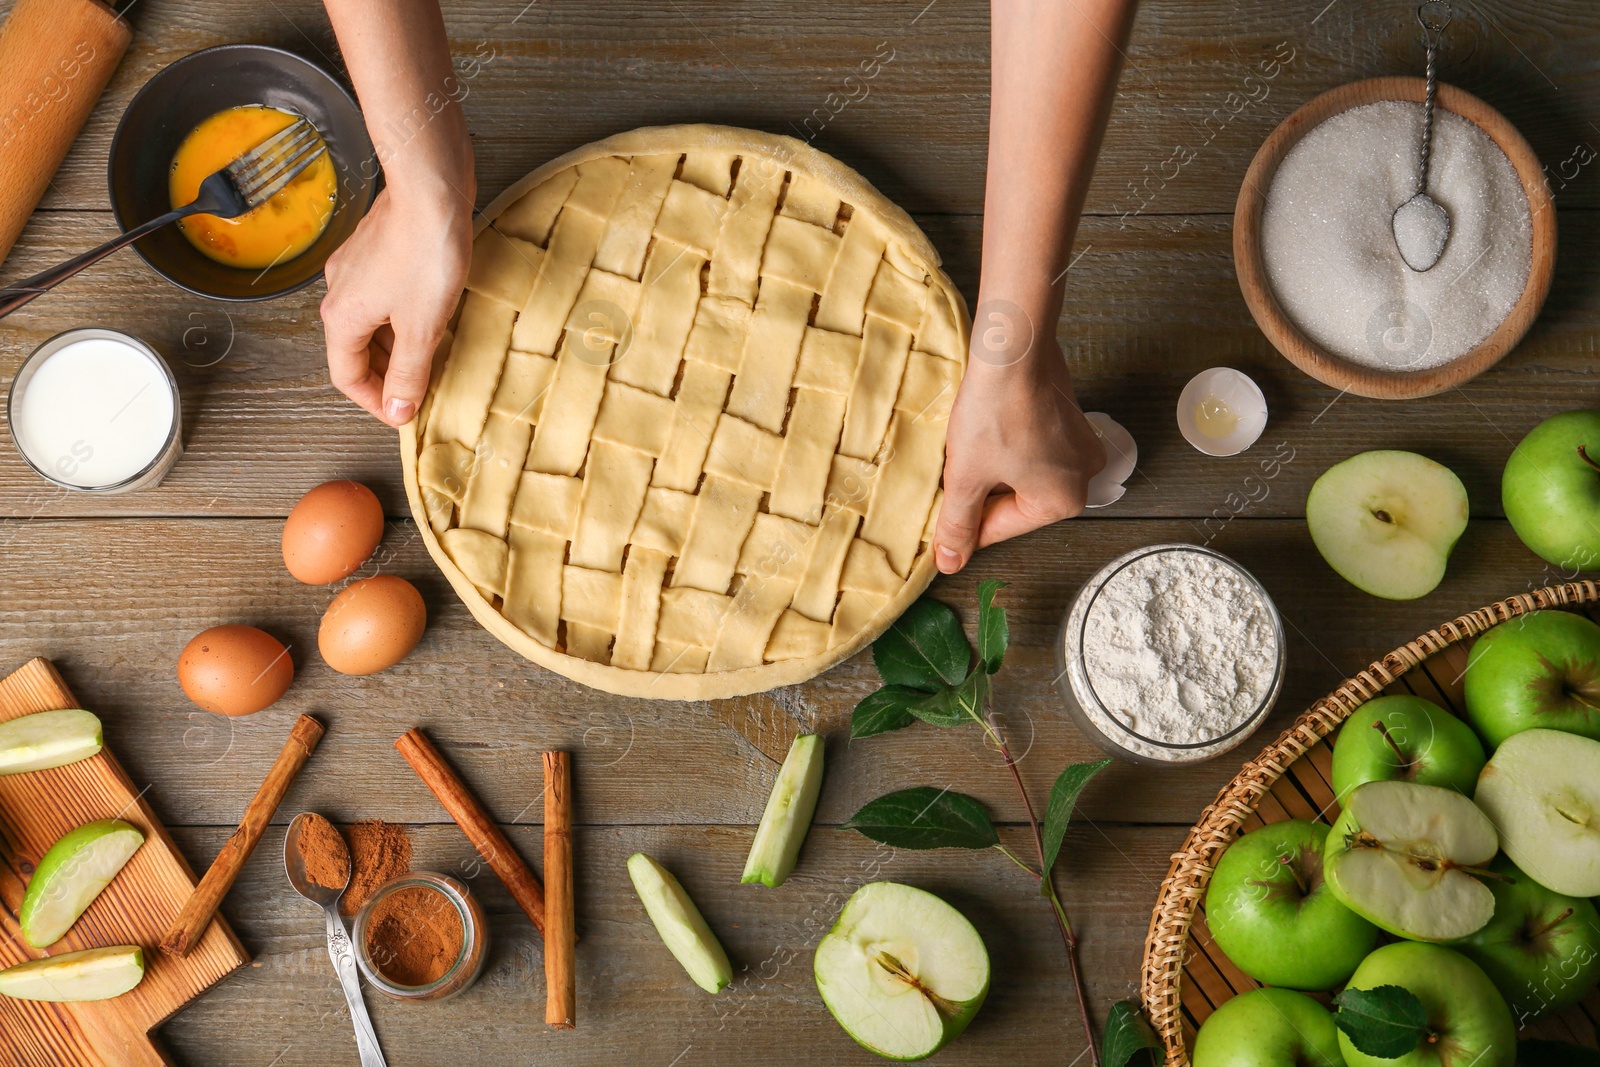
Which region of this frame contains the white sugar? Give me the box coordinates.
[1261,101,1531,371]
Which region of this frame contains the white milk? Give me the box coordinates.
[11,333,178,489]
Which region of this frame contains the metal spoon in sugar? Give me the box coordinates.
[1393,1,1453,273]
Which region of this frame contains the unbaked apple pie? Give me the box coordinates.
[401,125,969,699]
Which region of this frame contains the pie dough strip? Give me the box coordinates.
[764,608,831,661]
[672,475,763,594]
[458,412,534,538]
[793,505,858,623]
[593,153,679,280]
[466,228,544,311]
[609,237,705,397]
[630,486,696,556]
[494,168,579,246]
[736,513,816,584]
[611,547,670,671]
[424,291,516,450]
[707,576,798,671]
[509,471,583,539]
[779,173,841,229]
[767,388,846,523]
[708,162,783,304]
[568,440,655,572]
[504,525,567,647]
[839,316,914,461]
[489,350,557,425]
[526,332,612,477]
[703,413,782,491]
[725,276,812,433]
[511,207,606,355]
[761,215,842,292]
[814,211,887,334]
[652,360,731,492]
[861,411,947,577]
[656,587,732,647]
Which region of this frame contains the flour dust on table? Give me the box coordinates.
[1261,100,1531,371]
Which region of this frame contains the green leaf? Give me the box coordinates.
[1101,1000,1164,1067]
[850,686,926,740]
[906,671,989,729]
[1334,985,1429,1060]
[1521,1040,1600,1067]
[872,598,970,691]
[843,787,998,850]
[1041,758,1113,876]
[976,579,1009,674]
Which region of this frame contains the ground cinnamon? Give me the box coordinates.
[296,814,350,891]
[364,885,463,986]
[341,819,412,916]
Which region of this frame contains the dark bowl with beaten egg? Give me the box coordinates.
[109,44,378,301]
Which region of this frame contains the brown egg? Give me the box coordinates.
[178,625,294,716]
[282,480,385,585]
[319,576,427,676]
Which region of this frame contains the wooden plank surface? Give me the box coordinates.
[0,0,1597,1063]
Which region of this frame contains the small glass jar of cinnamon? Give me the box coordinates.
[353,872,487,1001]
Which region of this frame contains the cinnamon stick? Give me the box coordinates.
[161,714,324,957]
[394,728,545,934]
[543,751,575,1029]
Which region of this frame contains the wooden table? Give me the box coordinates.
[2,1,1597,1063]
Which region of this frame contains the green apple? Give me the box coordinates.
[1191,987,1343,1067]
[742,734,824,888]
[814,881,989,1061]
[627,853,732,994]
[1463,610,1600,748]
[1324,780,1498,941]
[1305,450,1469,600]
[19,819,144,948]
[1337,942,1515,1067]
[1205,820,1377,989]
[0,709,102,775]
[0,945,145,1002]
[1474,727,1600,896]
[1501,409,1600,570]
[1331,694,1487,798]
[1454,855,1600,1022]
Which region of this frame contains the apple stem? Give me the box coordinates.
[1278,854,1310,896]
[987,708,1101,1067]
[1567,687,1600,714]
[1372,720,1415,770]
[1454,862,1516,884]
[1529,907,1576,939]
[1579,444,1600,475]
[873,951,963,1017]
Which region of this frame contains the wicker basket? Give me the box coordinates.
[1140,581,1600,1064]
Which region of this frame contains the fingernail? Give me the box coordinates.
[384,397,416,425]
[935,544,962,573]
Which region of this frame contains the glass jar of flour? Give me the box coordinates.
[1055,543,1285,766]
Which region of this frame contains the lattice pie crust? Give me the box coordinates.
[400,126,969,699]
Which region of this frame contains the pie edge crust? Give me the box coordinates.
[398,123,970,700]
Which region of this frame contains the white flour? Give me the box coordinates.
[1260,100,1531,371]
[1067,548,1279,760]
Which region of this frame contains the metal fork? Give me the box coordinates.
[0,116,329,319]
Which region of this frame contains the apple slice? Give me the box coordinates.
[742,734,824,888]
[1474,728,1600,897]
[627,853,732,994]
[0,945,145,1002]
[1324,780,1498,941]
[814,882,989,1061]
[19,820,145,948]
[1305,450,1469,600]
[0,709,102,775]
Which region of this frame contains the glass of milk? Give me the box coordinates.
[7,328,183,493]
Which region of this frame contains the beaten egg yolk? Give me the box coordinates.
[169,105,337,270]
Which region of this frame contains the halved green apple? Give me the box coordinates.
[1324,780,1498,941]
[627,852,732,994]
[814,882,989,1061]
[19,820,145,948]
[742,734,824,888]
[0,945,145,1002]
[0,709,102,775]
[1475,728,1600,897]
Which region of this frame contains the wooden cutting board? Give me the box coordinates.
[0,658,248,1066]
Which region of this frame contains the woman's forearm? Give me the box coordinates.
[325,0,474,209]
[981,0,1137,358]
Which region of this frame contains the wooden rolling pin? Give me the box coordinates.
[0,0,131,269]
[395,728,547,935]
[161,715,324,957]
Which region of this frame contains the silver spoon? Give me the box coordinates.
[1393,1,1453,272]
[284,812,388,1067]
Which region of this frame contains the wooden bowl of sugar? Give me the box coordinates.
[1234,77,1555,400]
